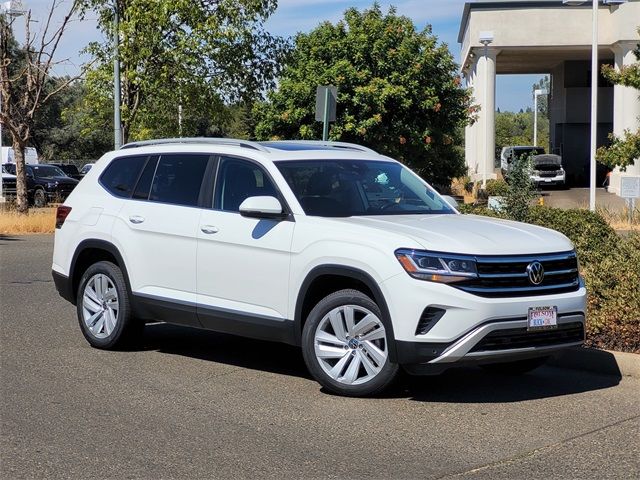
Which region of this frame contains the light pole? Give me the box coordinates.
[562,0,627,211]
[0,0,27,203]
[533,88,548,147]
[479,31,494,189]
[113,4,122,149]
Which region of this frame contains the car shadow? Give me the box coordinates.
[0,234,25,244]
[143,323,311,379]
[141,323,622,403]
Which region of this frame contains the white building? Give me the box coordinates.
[459,0,640,193]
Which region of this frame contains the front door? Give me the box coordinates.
[196,156,295,342]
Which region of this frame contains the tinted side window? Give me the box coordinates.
[132,156,158,200]
[214,158,278,212]
[100,156,147,198]
[149,154,209,207]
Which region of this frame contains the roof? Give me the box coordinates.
[458,1,572,43]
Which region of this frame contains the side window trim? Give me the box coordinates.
[211,154,293,219]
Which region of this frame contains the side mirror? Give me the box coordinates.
[441,195,459,209]
[239,196,287,220]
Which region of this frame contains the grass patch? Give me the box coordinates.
[0,206,56,234]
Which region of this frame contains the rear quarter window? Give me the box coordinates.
[100,156,147,198]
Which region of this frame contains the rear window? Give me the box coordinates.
[100,156,147,198]
[149,154,209,207]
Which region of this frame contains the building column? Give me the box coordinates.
[609,41,640,195]
[475,47,498,184]
[464,62,478,175]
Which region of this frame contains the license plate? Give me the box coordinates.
[528,306,557,330]
[544,179,552,182]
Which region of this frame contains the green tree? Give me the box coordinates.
[80,0,289,143]
[597,30,640,171]
[254,5,472,187]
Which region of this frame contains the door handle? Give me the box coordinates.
[129,215,145,224]
[201,225,219,234]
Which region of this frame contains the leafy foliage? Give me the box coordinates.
[502,155,536,221]
[597,31,639,170]
[495,110,549,154]
[254,5,472,187]
[80,0,289,142]
[484,179,509,197]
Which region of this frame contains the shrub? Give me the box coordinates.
[526,207,619,266]
[502,155,536,221]
[583,233,640,353]
[484,179,509,197]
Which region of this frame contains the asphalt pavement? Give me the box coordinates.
[1,235,639,479]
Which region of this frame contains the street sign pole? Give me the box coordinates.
[322,88,330,141]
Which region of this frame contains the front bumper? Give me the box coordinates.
[397,313,584,374]
[381,271,587,370]
[531,173,565,185]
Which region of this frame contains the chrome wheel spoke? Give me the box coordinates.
[91,315,105,335]
[359,350,380,377]
[315,344,348,359]
[342,354,361,384]
[351,314,377,337]
[315,330,346,347]
[343,306,355,334]
[360,327,385,342]
[328,353,351,380]
[83,294,101,314]
[328,310,347,341]
[86,310,103,328]
[363,341,386,366]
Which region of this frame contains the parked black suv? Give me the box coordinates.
[3,164,79,207]
[49,163,83,181]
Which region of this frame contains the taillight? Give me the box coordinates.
[56,205,72,229]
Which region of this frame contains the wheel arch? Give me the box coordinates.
[69,239,133,308]
[294,265,398,361]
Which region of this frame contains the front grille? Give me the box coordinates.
[456,251,580,297]
[2,180,17,194]
[470,321,584,352]
[539,171,560,178]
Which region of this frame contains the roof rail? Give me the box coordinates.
[260,140,378,154]
[120,137,269,152]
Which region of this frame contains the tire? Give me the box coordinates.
[33,188,47,208]
[76,261,142,349]
[302,289,399,397]
[481,356,548,375]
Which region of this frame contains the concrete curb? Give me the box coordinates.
[549,347,640,379]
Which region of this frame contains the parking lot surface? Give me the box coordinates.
[1,235,639,479]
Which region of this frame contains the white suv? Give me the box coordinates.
[52,139,586,396]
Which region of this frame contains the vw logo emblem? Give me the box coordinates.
[527,261,545,285]
[348,338,359,349]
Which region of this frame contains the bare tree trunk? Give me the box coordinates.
[12,138,29,214]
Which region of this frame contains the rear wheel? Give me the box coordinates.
[302,289,399,397]
[76,261,142,349]
[481,356,548,375]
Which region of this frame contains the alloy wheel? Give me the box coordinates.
[82,273,119,339]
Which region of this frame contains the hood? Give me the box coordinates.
[334,214,574,255]
[533,154,562,167]
[2,173,16,180]
[40,175,79,184]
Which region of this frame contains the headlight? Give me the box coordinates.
[46,182,58,188]
[395,249,478,283]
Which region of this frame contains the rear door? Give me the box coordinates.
[112,153,213,327]
[196,156,295,342]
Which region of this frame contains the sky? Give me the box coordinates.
[11,0,544,112]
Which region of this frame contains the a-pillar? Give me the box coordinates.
[609,41,640,195]
[474,47,498,185]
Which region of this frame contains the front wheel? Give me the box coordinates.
[302,289,399,397]
[33,188,47,208]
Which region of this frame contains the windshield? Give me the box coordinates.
[31,165,67,178]
[275,160,455,217]
[513,147,545,160]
